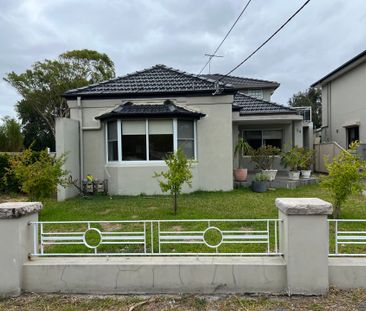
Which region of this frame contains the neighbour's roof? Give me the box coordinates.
[201,73,280,90]
[311,49,366,87]
[64,64,235,99]
[233,92,297,115]
[95,100,205,120]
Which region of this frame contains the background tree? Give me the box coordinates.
[0,116,24,152]
[321,141,366,218]
[154,149,193,215]
[289,87,322,128]
[4,49,115,150]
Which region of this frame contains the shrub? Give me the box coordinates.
[298,148,315,170]
[321,141,366,218]
[154,149,193,215]
[281,146,303,171]
[0,153,21,193]
[9,148,68,200]
[250,145,280,170]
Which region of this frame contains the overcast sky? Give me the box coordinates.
[1,0,365,119]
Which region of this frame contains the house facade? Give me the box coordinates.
[57,65,303,200]
[312,50,366,149]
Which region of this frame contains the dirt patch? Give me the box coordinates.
[1,288,366,311]
[100,223,123,232]
[0,194,28,204]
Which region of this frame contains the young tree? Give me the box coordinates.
[154,149,193,215]
[321,142,366,218]
[4,49,115,150]
[289,87,322,128]
[9,148,68,200]
[0,116,24,152]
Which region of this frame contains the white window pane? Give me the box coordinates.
[263,130,282,139]
[107,121,117,141]
[122,120,146,135]
[149,119,173,134]
[178,120,194,139]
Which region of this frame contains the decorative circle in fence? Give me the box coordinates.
[203,226,223,248]
[83,228,102,248]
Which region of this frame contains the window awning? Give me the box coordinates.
[95,101,205,121]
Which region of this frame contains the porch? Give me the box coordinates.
[234,170,319,189]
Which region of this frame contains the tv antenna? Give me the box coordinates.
[204,53,223,74]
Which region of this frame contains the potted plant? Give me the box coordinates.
[252,172,270,192]
[233,138,252,182]
[250,145,280,181]
[281,146,302,180]
[299,148,315,179]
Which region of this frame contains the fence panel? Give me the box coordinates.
[29,219,282,257]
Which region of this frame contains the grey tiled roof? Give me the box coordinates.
[233,92,296,115]
[64,65,234,98]
[95,101,205,120]
[201,73,280,89]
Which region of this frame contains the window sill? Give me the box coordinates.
[105,161,198,168]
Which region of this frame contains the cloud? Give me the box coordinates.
[0,0,365,117]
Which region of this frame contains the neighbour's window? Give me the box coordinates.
[107,121,118,161]
[243,129,283,150]
[346,126,359,147]
[122,120,147,161]
[243,89,264,100]
[106,119,196,162]
[149,120,173,160]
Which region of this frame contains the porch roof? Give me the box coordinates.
[233,92,298,116]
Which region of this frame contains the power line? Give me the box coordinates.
[217,0,311,82]
[198,0,253,75]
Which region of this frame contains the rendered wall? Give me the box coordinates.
[22,257,286,295]
[321,61,366,148]
[56,118,80,201]
[67,95,233,195]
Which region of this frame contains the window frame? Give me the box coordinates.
[105,118,197,165]
[242,129,283,150]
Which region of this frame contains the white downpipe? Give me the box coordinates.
[77,96,84,183]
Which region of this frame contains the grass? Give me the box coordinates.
[32,184,366,255]
[1,288,366,311]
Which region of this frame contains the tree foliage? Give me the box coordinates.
[321,142,366,218]
[0,116,24,152]
[9,148,69,200]
[4,49,115,150]
[154,149,193,215]
[289,87,322,128]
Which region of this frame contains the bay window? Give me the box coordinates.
[106,119,196,163]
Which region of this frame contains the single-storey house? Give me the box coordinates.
[311,50,366,149]
[57,65,305,200]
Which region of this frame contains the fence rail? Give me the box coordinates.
[329,219,366,257]
[29,219,282,257]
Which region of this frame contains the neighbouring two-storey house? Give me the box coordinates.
[312,50,366,150]
[57,65,305,200]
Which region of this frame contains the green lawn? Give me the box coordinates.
[41,184,366,221]
[35,184,366,256]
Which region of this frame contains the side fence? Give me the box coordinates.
[314,142,344,173]
[1,199,366,297]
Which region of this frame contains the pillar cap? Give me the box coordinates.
[0,202,43,219]
[275,198,333,215]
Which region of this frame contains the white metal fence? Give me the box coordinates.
[329,219,366,257]
[29,219,282,257]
